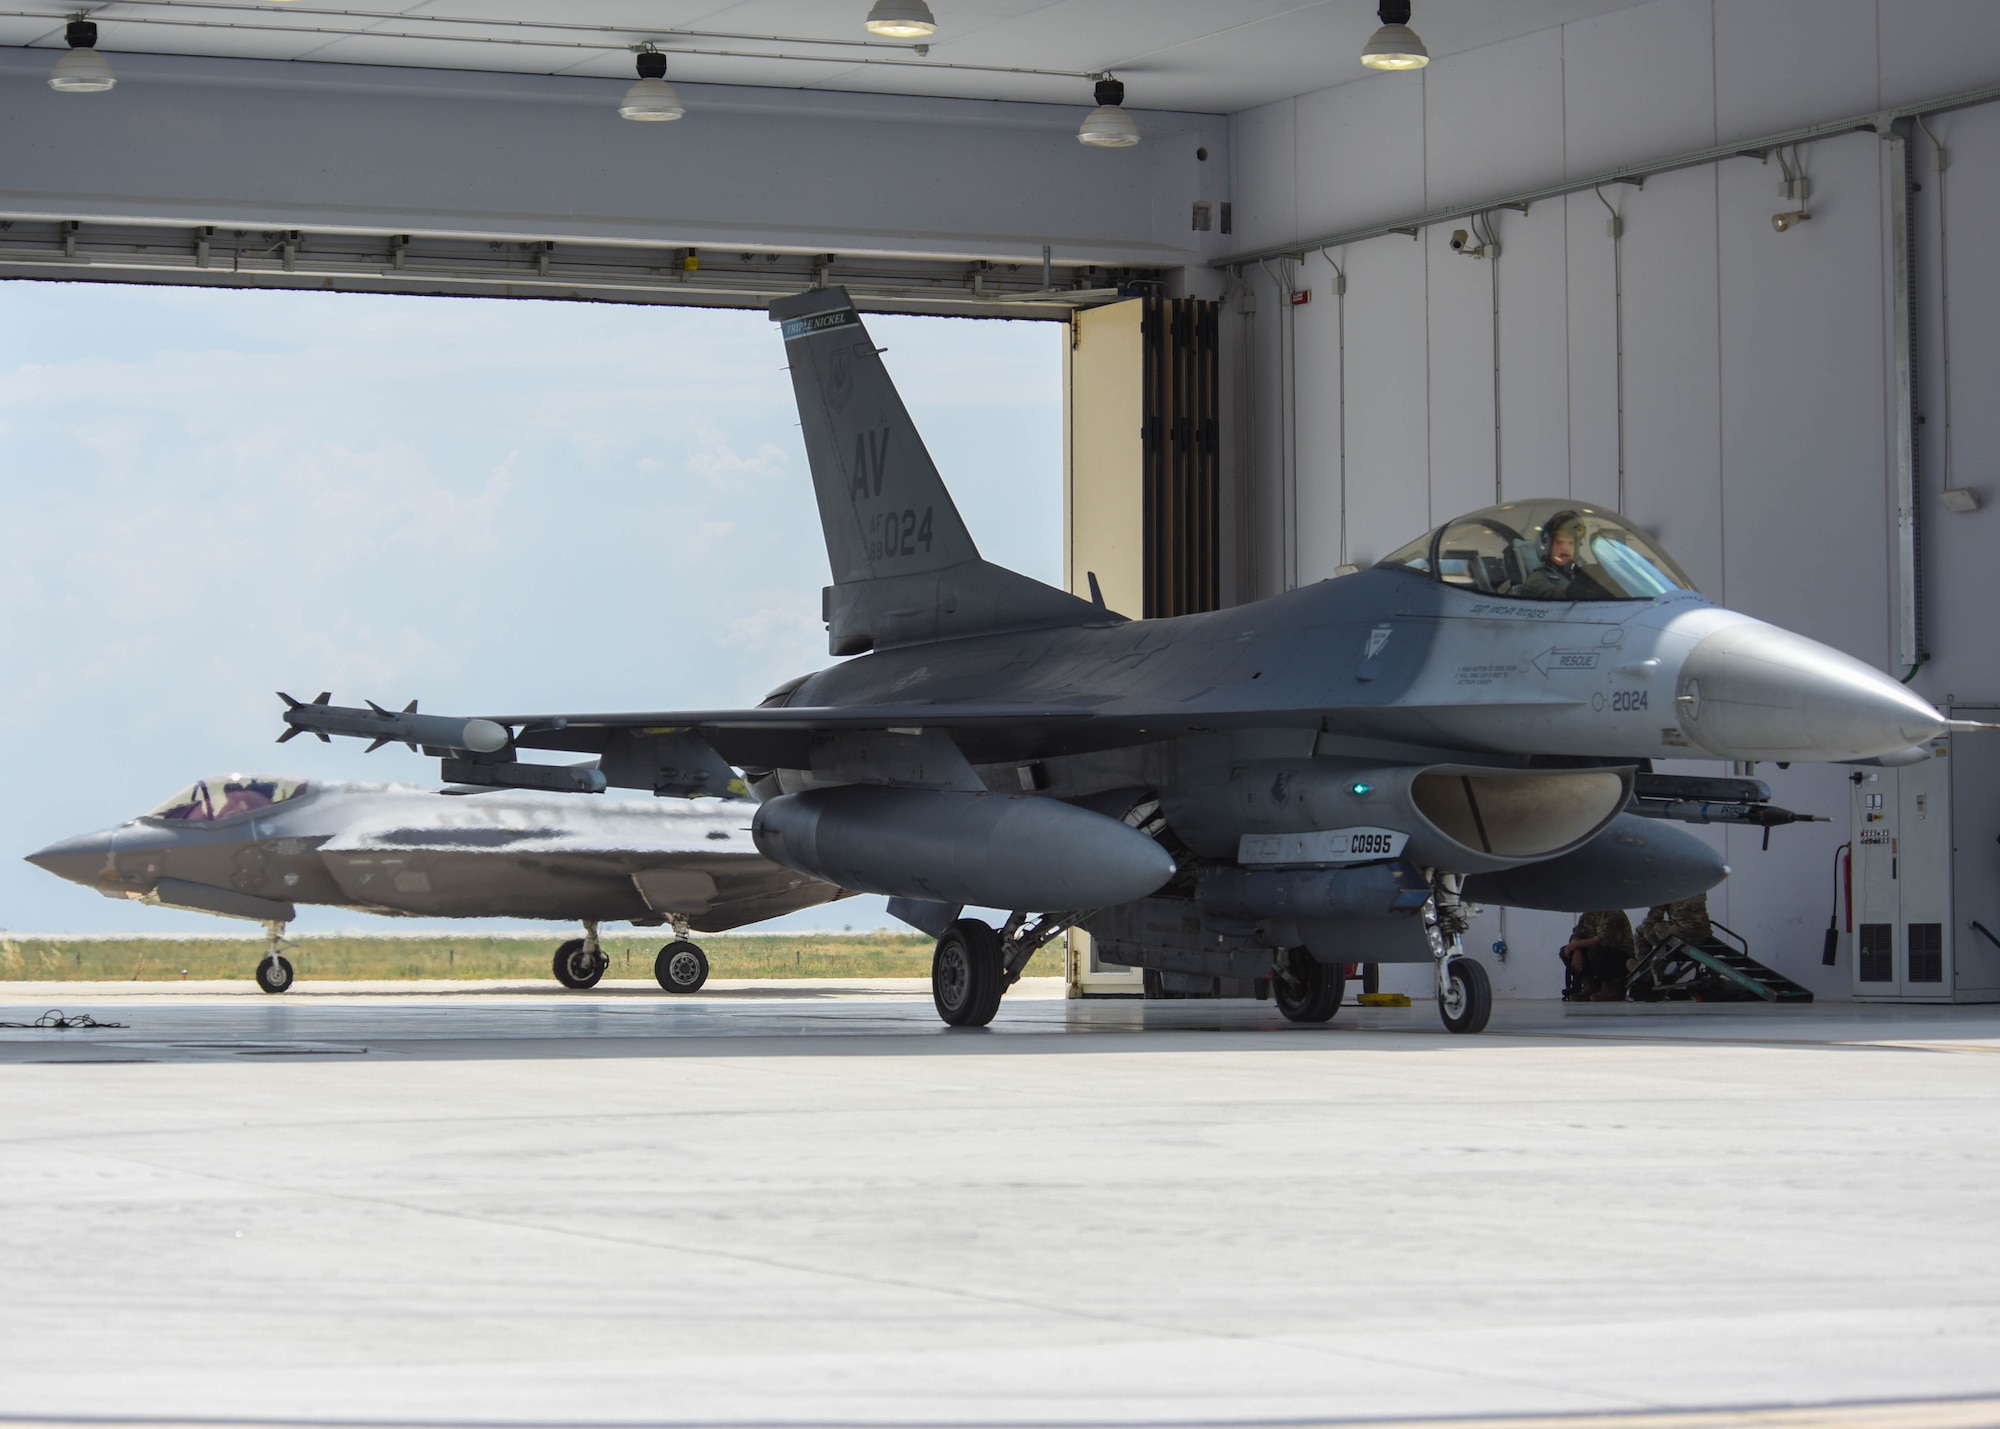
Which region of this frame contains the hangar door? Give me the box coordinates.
[1064,294,1220,995]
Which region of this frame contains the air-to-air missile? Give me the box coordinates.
[276,285,1986,1034]
[27,775,844,993]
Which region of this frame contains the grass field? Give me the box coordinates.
[0,930,1068,983]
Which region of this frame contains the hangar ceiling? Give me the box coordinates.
[5,0,1652,111]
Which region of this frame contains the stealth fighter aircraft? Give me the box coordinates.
[28,775,845,992]
[281,286,1975,1033]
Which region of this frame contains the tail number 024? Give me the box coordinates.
[870,507,934,561]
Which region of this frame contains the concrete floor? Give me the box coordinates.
[2,979,1999,1428]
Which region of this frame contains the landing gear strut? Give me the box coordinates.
[655,917,709,994]
[553,920,608,990]
[929,910,1080,1028]
[254,918,295,995]
[1426,877,1492,1035]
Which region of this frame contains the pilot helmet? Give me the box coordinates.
[1539,509,1585,564]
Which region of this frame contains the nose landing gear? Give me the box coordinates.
[1426,877,1493,1034]
[552,920,608,989]
[254,919,295,994]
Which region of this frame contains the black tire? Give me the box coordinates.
[1273,948,1343,1023]
[255,954,295,995]
[552,939,605,991]
[1438,957,1493,1034]
[931,919,1004,1028]
[655,940,709,994]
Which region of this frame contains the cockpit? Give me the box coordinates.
[146,776,312,823]
[1377,500,1698,601]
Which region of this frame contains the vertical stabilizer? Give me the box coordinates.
[771,288,1111,653]
[772,287,978,584]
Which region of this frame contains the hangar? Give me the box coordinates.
[10,0,1992,1004]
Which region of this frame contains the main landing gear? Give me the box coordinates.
[1273,948,1344,1023]
[553,920,608,990]
[654,917,709,994]
[930,911,1077,1028]
[254,918,295,995]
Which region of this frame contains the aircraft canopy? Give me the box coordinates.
[1378,500,1698,601]
[147,776,312,823]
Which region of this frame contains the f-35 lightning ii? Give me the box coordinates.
[281,286,1975,1033]
[27,775,845,992]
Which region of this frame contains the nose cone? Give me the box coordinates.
[1677,622,1947,762]
[24,828,120,889]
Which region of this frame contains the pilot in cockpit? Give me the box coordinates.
[1522,510,1585,600]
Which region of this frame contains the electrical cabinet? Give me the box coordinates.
[1849,707,2000,1001]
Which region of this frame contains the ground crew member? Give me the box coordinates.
[1561,908,1634,1001]
[1637,894,1713,962]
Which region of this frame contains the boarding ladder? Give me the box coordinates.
[1625,921,1815,1004]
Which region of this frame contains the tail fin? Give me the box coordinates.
[771,287,1109,654]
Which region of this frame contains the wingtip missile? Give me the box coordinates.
[278,695,510,755]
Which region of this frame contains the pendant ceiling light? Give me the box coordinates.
[864,1,937,39]
[49,18,116,92]
[1360,0,1429,70]
[1077,76,1140,148]
[619,47,684,121]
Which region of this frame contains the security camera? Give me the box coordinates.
[1772,209,1810,233]
[1449,228,1470,251]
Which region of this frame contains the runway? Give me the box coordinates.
[2,980,1997,1427]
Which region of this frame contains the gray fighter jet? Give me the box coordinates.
[281,286,1976,1033]
[27,775,845,992]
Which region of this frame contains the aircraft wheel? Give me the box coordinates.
[255,954,295,995]
[1273,948,1343,1023]
[655,940,709,994]
[1438,957,1493,1035]
[553,939,605,990]
[931,919,1004,1028]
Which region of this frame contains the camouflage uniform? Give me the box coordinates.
[1637,895,1712,959]
[1562,909,1635,1000]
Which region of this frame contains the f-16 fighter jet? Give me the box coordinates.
[281,286,1975,1033]
[27,776,845,993]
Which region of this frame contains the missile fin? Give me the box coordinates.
[277,691,301,711]
[366,699,389,716]
[403,700,419,714]
[365,737,391,753]
[276,726,302,744]
[314,730,330,743]
[312,692,331,705]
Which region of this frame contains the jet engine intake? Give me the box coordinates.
[752,786,1176,912]
[1174,759,1634,874]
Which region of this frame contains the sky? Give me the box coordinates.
[0,280,1064,934]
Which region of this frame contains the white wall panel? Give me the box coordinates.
[1294,74,1426,240]
[1564,191,1621,510]
[1878,0,2000,109]
[1560,0,1714,177]
[1714,0,1879,143]
[1494,199,1572,502]
[1291,253,1349,584]
[1337,235,1432,566]
[1422,31,1567,208]
[1910,101,2000,703]
[1231,99,1298,255]
[1717,130,1889,659]
[0,50,1226,269]
[1426,224,1499,521]
[1616,166,1724,598]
